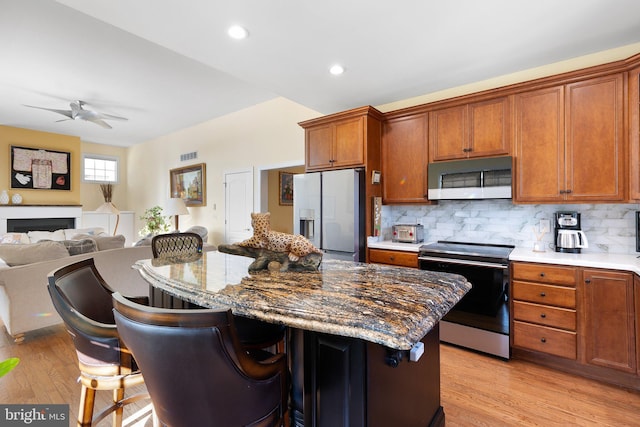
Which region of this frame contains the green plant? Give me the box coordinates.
[0,358,19,377]
[139,206,170,237]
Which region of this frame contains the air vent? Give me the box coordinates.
[180,151,198,162]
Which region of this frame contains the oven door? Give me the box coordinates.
[422,257,507,316]
[419,256,510,358]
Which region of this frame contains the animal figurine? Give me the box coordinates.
[238,212,322,261]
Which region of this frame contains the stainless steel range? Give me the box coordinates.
[418,241,514,359]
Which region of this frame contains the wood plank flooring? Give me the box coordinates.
[1,324,639,426]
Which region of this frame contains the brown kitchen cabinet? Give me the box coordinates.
[512,262,578,360]
[300,106,384,172]
[581,268,636,374]
[381,113,430,203]
[514,73,625,203]
[368,248,418,268]
[429,96,512,162]
[629,66,640,200]
[636,275,640,376]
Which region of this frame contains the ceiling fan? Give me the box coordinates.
[24,100,128,129]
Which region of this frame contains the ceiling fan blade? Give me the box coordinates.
[99,112,128,121]
[24,104,73,119]
[88,119,113,129]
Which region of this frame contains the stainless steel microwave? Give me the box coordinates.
[427,156,512,200]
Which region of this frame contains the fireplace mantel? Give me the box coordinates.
[0,205,83,234]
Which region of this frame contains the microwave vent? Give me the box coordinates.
[441,169,510,189]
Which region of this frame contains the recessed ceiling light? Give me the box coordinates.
[329,64,345,75]
[228,25,249,40]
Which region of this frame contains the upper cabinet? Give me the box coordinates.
[429,96,512,162]
[629,66,640,200]
[515,74,625,203]
[300,106,384,172]
[381,113,429,204]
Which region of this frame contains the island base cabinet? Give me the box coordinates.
[290,325,443,427]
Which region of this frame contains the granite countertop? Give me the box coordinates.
[135,251,471,350]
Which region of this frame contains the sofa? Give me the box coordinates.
[0,229,155,342]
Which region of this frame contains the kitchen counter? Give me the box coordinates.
[510,247,640,275]
[135,250,470,350]
[367,239,425,252]
[370,242,640,275]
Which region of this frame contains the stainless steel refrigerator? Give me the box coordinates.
[293,168,365,261]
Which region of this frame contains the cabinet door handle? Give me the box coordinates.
[540,337,547,343]
[389,256,395,261]
[539,272,545,277]
[585,278,591,284]
[540,292,546,297]
[540,313,546,318]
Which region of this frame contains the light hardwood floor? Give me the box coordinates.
[1,324,639,426]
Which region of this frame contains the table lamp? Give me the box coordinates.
[96,202,120,235]
[165,197,189,231]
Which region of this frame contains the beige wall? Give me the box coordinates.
[80,141,130,211]
[127,97,319,244]
[0,125,81,205]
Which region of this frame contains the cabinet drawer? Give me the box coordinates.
[513,321,577,360]
[369,249,418,268]
[513,301,576,331]
[512,281,576,308]
[512,262,577,286]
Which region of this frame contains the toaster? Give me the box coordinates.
[392,224,424,243]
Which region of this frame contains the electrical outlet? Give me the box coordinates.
[539,219,550,233]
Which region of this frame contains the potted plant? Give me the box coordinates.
[139,206,170,237]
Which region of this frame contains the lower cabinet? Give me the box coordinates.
[290,326,443,427]
[512,261,639,389]
[512,262,577,360]
[368,248,418,268]
[581,268,636,373]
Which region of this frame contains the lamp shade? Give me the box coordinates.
[165,197,189,216]
[96,202,120,214]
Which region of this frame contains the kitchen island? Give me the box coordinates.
[135,251,470,427]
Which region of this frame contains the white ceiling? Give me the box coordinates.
[2,0,640,147]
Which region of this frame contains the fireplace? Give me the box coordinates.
[0,205,82,234]
[7,217,75,233]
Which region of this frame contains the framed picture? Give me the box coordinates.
[10,145,71,190]
[170,163,206,206]
[279,172,294,206]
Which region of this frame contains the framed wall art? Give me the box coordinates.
[10,146,71,190]
[279,171,293,206]
[170,163,206,206]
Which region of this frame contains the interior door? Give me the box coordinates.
[224,170,253,244]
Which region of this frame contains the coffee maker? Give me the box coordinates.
[555,211,588,253]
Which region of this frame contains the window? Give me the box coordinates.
[82,154,119,183]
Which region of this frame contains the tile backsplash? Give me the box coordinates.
[383,200,640,254]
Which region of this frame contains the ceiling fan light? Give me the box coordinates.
[228,25,248,40]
